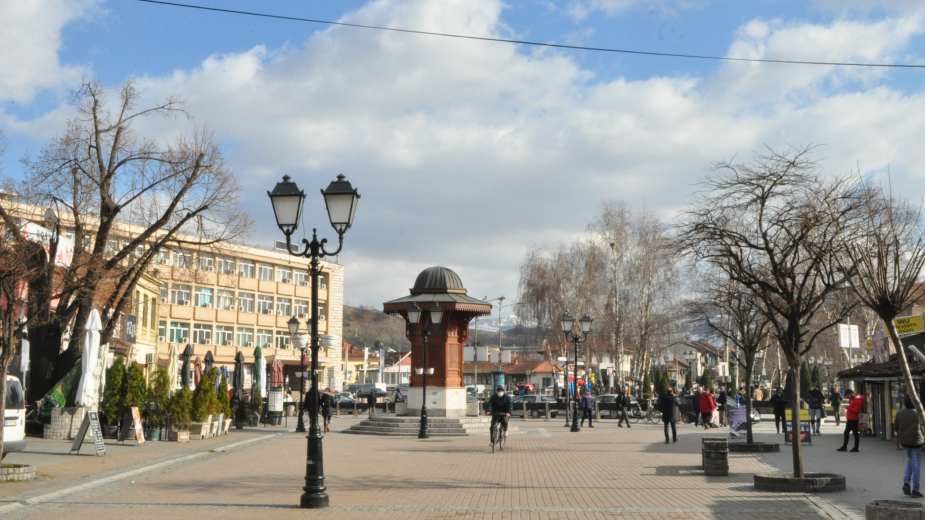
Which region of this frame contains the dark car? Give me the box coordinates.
[332,392,355,409]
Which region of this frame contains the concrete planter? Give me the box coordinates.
[167,430,190,443]
[43,406,86,440]
[866,500,925,519]
[753,473,846,493]
[223,418,232,435]
[0,464,35,482]
[190,415,212,440]
[728,442,780,453]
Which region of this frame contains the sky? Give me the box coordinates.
[3,0,925,314]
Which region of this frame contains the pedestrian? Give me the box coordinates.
[320,388,333,433]
[838,389,865,452]
[616,389,631,428]
[829,387,841,427]
[770,387,787,435]
[659,388,680,443]
[580,390,594,428]
[717,386,727,427]
[807,387,825,435]
[367,389,377,418]
[896,396,924,497]
[692,388,701,426]
[698,387,717,429]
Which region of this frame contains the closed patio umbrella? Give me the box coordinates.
[204,351,214,374]
[180,344,193,389]
[167,343,179,392]
[75,309,102,408]
[254,346,266,399]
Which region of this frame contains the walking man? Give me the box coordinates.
[807,387,825,435]
[771,387,787,435]
[829,387,841,427]
[659,388,680,443]
[838,389,865,453]
[896,396,924,497]
[580,390,594,428]
[692,388,701,427]
[616,389,631,428]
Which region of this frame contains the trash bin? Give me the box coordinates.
[702,438,729,476]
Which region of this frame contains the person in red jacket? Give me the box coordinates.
[838,389,865,452]
[699,388,718,429]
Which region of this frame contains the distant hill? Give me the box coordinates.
[343,305,410,350]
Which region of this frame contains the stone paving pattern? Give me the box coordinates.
[1,416,867,519]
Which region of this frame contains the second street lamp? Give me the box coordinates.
[407,303,442,439]
[268,173,360,509]
[560,313,593,433]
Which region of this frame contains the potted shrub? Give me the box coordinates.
[191,368,217,439]
[166,388,192,442]
[144,368,170,441]
[100,357,126,438]
[121,362,146,440]
[216,373,233,435]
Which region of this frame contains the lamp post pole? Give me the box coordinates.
[405,303,442,440]
[268,174,360,510]
[572,333,581,432]
[560,313,593,433]
[292,318,307,434]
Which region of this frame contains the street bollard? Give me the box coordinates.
[335,402,340,417]
[595,402,601,420]
[544,402,550,421]
[522,401,528,421]
[353,402,358,416]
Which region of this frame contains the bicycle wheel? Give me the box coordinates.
[499,428,506,451]
[490,423,497,454]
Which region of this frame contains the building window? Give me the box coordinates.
[257,294,274,315]
[151,299,157,329]
[276,297,292,317]
[256,329,273,348]
[159,286,168,303]
[276,267,292,284]
[294,299,309,318]
[217,257,235,275]
[216,325,234,346]
[133,290,140,316]
[155,249,170,265]
[106,239,120,256]
[195,287,213,308]
[275,331,290,349]
[142,295,149,328]
[294,270,309,287]
[134,244,145,258]
[169,321,189,343]
[317,304,327,321]
[319,275,327,290]
[170,284,191,306]
[158,320,167,342]
[217,289,235,310]
[258,264,274,282]
[236,328,254,347]
[238,292,255,313]
[173,250,193,269]
[238,261,255,278]
[198,254,214,272]
[193,323,213,345]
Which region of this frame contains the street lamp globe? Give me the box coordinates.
[268,175,305,236]
[288,315,300,336]
[322,174,360,235]
[579,314,593,334]
[407,305,422,325]
[430,305,443,325]
[560,313,575,334]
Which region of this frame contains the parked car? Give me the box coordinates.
[3,375,26,458]
[510,395,559,418]
[332,392,355,408]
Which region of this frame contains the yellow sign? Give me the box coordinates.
[784,408,811,422]
[894,316,925,337]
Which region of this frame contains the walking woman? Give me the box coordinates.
[659,388,680,443]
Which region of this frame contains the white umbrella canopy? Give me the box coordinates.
[167,343,179,393]
[254,346,266,398]
[75,309,102,408]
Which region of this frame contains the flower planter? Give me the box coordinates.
[753,472,846,493]
[728,442,780,453]
[211,414,224,438]
[223,418,232,435]
[144,427,162,441]
[190,415,212,440]
[167,429,190,442]
[0,464,36,482]
[866,500,925,520]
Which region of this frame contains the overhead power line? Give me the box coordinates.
[136,0,925,70]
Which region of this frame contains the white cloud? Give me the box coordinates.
[9,0,925,308]
[0,0,97,104]
[567,0,705,21]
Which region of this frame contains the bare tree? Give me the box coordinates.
[688,271,769,444]
[681,147,860,477]
[0,81,249,401]
[840,184,925,433]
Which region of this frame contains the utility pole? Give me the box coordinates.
[497,296,505,389]
[609,242,624,392]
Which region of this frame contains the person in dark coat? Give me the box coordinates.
[617,389,631,428]
[829,387,842,427]
[770,388,787,434]
[692,389,701,426]
[320,389,333,433]
[580,390,594,428]
[659,388,680,443]
[896,396,924,497]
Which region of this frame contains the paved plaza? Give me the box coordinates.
[2,415,896,519]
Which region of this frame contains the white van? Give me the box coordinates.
[3,375,26,457]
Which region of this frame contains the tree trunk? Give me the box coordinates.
[745,361,754,445]
[26,321,62,403]
[0,356,9,460]
[885,321,925,437]
[790,361,803,478]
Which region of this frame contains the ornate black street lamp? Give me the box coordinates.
[290,315,307,433]
[406,303,442,439]
[268,173,360,509]
[560,313,593,433]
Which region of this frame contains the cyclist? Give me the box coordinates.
[487,385,512,446]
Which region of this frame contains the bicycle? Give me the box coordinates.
[643,399,660,424]
[490,417,507,453]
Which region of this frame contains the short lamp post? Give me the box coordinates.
[268,173,360,510]
[560,313,592,433]
[406,303,442,439]
[290,315,307,433]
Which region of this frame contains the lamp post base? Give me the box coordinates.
[300,491,330,509]
[418,407,429,439]
[570,403,580,432]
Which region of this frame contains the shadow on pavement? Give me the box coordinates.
[709,497,830,519]
[36,499,299,510]
[651,464,754,483]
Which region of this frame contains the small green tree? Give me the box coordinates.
[101,357,126,426]
[145,368,170,429]
[192,368,218,421]
[700,368,714,392]
[123,361,147,411]
[216,372,232,418]
[683,370,692,392]
[167,387,193,430]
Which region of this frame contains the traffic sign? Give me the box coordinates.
[894,316,925,337]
